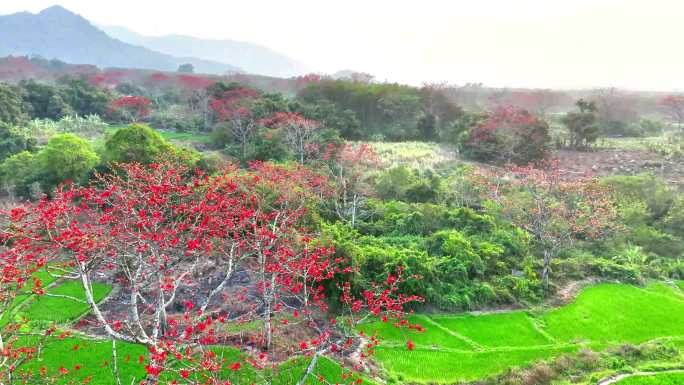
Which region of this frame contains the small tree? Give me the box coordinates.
[324,143,381,228]
[210,87,260,158]
[35,133,100,192]
[104,124,174,164]
[0,122,35,162]
[0,212,53,384]
[562,99,600,149]
[482,162,617,287]
[261,112,323,163]
[177,63,195,74]
[462,106,550,165]
[659,95,684,132]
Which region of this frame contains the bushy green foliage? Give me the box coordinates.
[0,134,99,197]
[36,133,100,190]
[242,128,290,162]
[297,79,463,141]
[0,82,28,125]
[0,122,36,162]
[57,76,114,117]
[562,99,601,148]
[324,202,539,310]
[601,174,684,259]
[147,105,204,132]
[104,124,176,164]
[19,79,74,119]
[16,77,115,121]
[374,166,445,203]
[0,151,38,197]
[26,115,109,143]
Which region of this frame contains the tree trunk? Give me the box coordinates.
[541,249,552,288]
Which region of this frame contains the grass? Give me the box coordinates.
[542,284,684,345]
[364,141,458,169]
[431,311,554,348]
[17,278,684,384]
[594,136,668,150]
[20,280,111,324]
[360,282,684,383]
[106,125,211,144]
[373,345,577,383]
[155,130,212,144]
[358,314,473,350]
[11,278,361,385]
[617,372,684,384]
[0,270,59,327]
[18,336,147,385]
[20,339,362,385]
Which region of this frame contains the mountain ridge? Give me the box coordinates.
[99,25,310,78]
[0,5,242,75]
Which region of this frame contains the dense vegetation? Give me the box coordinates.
[0,66,683,385]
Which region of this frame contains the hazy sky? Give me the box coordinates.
[1,0,683,90]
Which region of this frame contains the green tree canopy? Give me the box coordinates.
[0,122,36,162]
[19,79,73,119]
[36,133,100,190]
[57,76,113,117]
[562,99,600,148]
[104,124,175,164]
[0,83,28,125]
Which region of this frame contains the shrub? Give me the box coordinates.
[0,82,28,125]
[35,133,100,191]
[562,99,600,148]
[461,106,550,165]
[374,166,445,203]
[0,122,36,162]
[104,124,175,164]
[0,151,37,198]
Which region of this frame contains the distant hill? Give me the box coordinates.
[0,6,242,74]
[99,25,310,78]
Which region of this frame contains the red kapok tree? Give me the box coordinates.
[0,210,54,384]
[109,96,152,123]
[476,160,618,287]
[6,161,420,385]
[463,106,551,166]
[659,94,684,131]
[210,87,261,159]
[320,143,381,228]
[260,112,323,164]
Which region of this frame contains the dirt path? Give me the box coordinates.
[596,369,684,385]
[550,278,600,306]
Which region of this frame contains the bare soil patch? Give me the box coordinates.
[556,148,684,189]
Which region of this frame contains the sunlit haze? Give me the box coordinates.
[1,0,683,90]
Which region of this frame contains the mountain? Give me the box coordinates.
[0,6,242,74]
[100,25,310,78]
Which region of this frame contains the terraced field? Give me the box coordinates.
[360,283,684,383]
[10,273,354,385]
[615,372,684,384]
[13,277,684,384]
